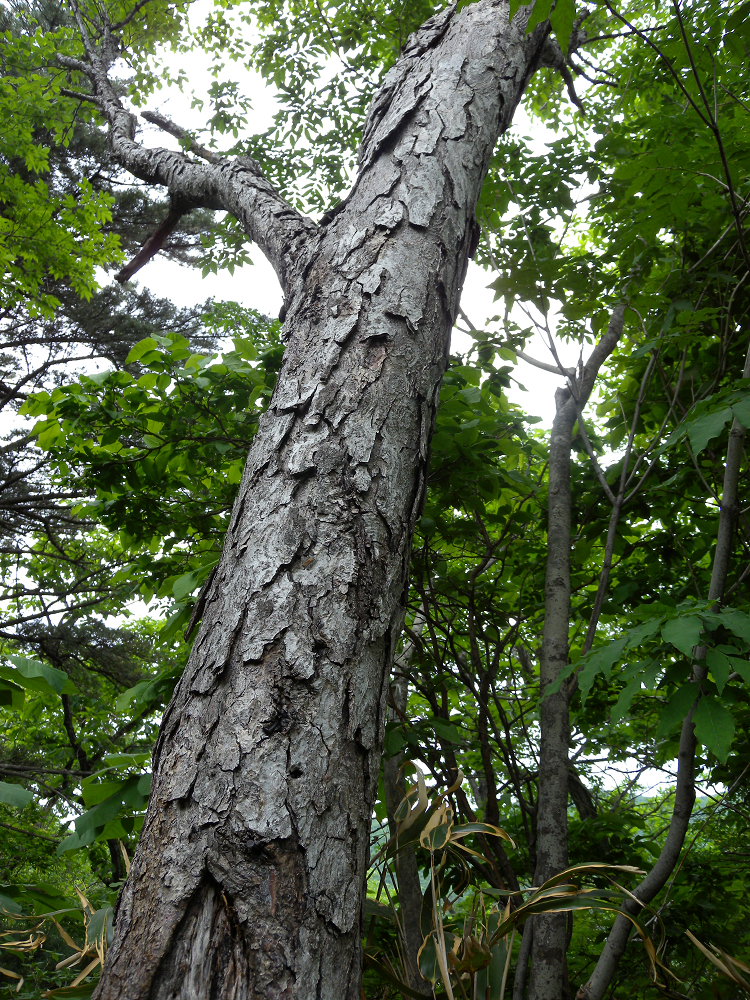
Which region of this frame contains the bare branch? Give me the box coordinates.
[60,86,102,105]
[59,21,318,293]
[141,111,220,164]
[114,199,187,283]
[517,348,575,377]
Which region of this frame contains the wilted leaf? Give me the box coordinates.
[420,802,453,852]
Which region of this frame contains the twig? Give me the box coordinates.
[141,110,220,165]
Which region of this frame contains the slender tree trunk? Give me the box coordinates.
[528,306,624,1000]
[576,341,750,1000]
[528,384,575,1000]
[93,6,554,998]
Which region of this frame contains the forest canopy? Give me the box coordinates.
[0,0,749,998]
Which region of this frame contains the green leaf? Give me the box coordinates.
[3,655,75,696]
[611,659,659,722]
[364,897,395,923]
[58,774,152,855]
[125,337,158,364]
[728,656,750,685]
[687,407,732,454]
[731,395,750,429]
[706,648,733,695]
[624,618,663,649]
[693,696,735,763]
[661,616,703,658]
[550,0,576,54]
[39,984,98,999]
[172,571,199,602]
[0,780,33,808]
[0,678,25,710]
[430,717,463,744]
[656,685,697,739]
[720,609,750,645]
[525,0,554,33]
[577,637,628,705]
[383,723,406,758]
[0,892,22,916]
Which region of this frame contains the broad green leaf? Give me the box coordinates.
[731,395,750,429]
[0,678,25,711]
[661,616,703,658]
[656,685,697,739]
[383,723,407,758]
[86,904,114,949]
[706,648,733,695]
[0,780,33,808]
[38,984,98,999]
[417,930,455,985]
[610,676,641,723]
[611,659,659,722]
[693,696,735,763]
[687,407,732,454]
[0,892,22,915]
[728,657,750,685]
[125,337,158,363]
[550,0,576,53]
[578,637,628,704]
[624,618,663,649]
[364,898,395,923]
[3,655,75,696]
[58,774,152,855]
[431,717,463,744]
[450,822,514,846]
[720,609,750,645]
[526,0,554,33]
[420,803,453,851]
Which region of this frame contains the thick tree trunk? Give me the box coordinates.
[528,307,624,1000]
[93,5,551,998]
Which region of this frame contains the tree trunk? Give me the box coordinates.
[576,340,750,1000]
[93,5,552,998]
[528,307,624,1000]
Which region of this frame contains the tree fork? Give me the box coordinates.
[87,3,558,998]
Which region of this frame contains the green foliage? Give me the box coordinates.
[3,0,750,996]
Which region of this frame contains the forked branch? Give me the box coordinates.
[59,0,318,293]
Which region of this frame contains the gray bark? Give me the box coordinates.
[529,306,624,1000]
[73,4,555,998]
[576,341,750,1000]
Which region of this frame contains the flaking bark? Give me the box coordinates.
[88,4,554,998]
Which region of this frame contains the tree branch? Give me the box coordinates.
[577,337,750,1000]
[61,19,318,294]
[141,111,219,164]
[115,199,187,284]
